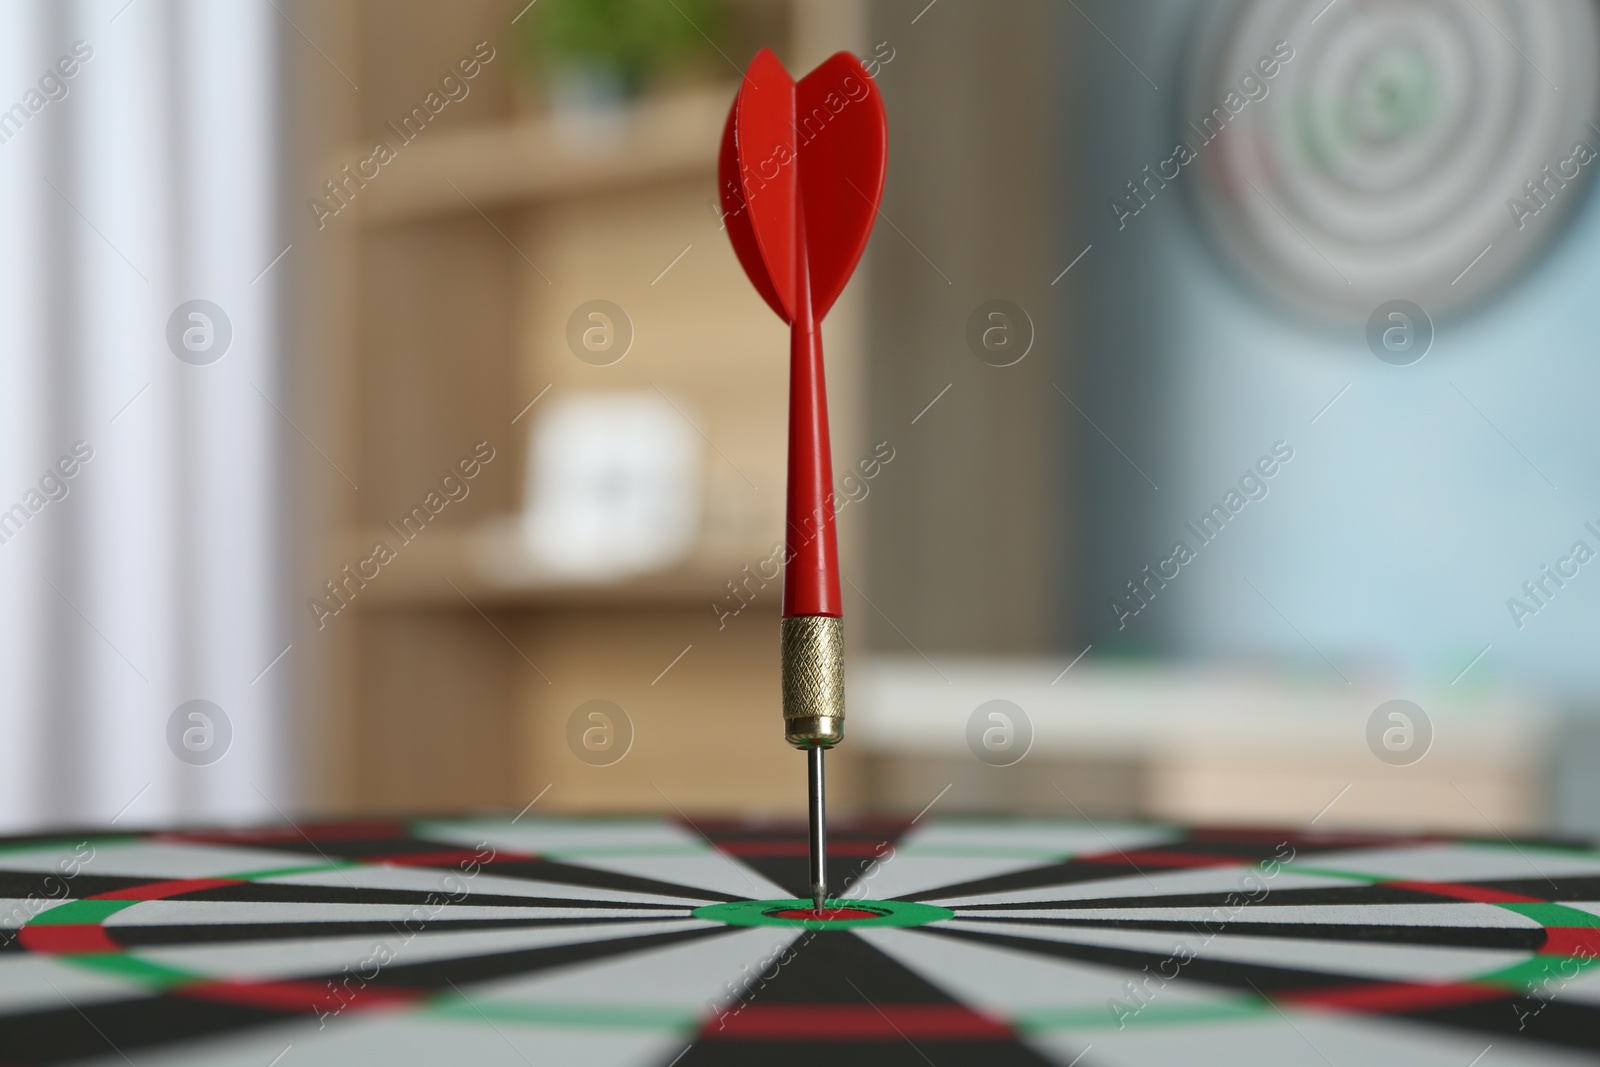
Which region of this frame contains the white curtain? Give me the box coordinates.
[0,0,286,830]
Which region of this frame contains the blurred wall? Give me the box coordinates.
[862,0,1075,655]
[1072,0,1600,710]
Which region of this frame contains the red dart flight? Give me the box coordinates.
[719,48,886,759]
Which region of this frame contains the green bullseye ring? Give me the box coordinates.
[693,899,953,930]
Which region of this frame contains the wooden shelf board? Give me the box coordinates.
[338,524,768,611]
[349,85,734,225]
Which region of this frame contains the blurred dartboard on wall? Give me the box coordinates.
[1183,0,1600,320]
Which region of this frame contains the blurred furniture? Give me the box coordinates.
[853,657,1558,832]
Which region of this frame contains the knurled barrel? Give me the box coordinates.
[781,615,845,747]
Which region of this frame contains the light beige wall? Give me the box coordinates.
[863,0,1076,654]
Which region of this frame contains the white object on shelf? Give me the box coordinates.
[519,390,701,580]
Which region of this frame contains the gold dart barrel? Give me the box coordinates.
[781,615,845,747]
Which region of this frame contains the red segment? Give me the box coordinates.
[691,816,909,835]
[766,907,884,921]
[18,925,119,954]
[1384,880,1544,904]
[705,1003,1010,1041]
[95,877,245,901]
[1076,849,1242,869]
[179,978,421,1015]
[1541,927,1600,956]
[1283,981,1507,1014]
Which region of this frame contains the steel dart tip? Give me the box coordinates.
[808,746,827,914]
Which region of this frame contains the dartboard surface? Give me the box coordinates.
[3,816,1599,1065]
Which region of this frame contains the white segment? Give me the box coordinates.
[856,926,1236,1016]
[0,896,74,929]
[943,919,1527,983]
[975,902,1542,929]
[1294,843,1600,883]
[132,918,715,982]
[0,956,147,1019]
[893,820,1180,856]
[1543,964,1600,1008]
[464,922,804,1016]
[1045,1011,1598,1067]
[1556,901,1600,919]
[847,855,1065,903]
[103,900,688,926]
[563,853,790,902]
[937,866,1350,907]
[845,820,1178,901]
[69,1015,682,1067]
[418,817,792,899]
[259,864,707,906]
[413,818,701,857]
[0,842,318,879]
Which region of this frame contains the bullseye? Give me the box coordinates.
[693,898,954,929]
[765,905,886,922]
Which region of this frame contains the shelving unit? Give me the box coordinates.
[316,0,871,818]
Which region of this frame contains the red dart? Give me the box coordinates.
[719,47,887,910]
[721,49,886,624]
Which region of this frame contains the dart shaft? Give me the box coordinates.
[782,311,842,618]
[808,745,827,910]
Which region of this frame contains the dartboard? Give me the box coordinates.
[1185,0,1600,319]
[4,817,1600,1065]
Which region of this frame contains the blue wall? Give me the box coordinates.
[1073,1,1600,702]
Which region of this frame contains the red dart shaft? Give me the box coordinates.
[783,293,842,617]
[778,201,845,754]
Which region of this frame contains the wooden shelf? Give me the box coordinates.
[343,521,765,611]
[349,84,735,225]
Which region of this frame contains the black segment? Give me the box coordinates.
[690,819,909,901]
[0,998,294,1066]
[676,927,1058,1066]
[105,913,690,947]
